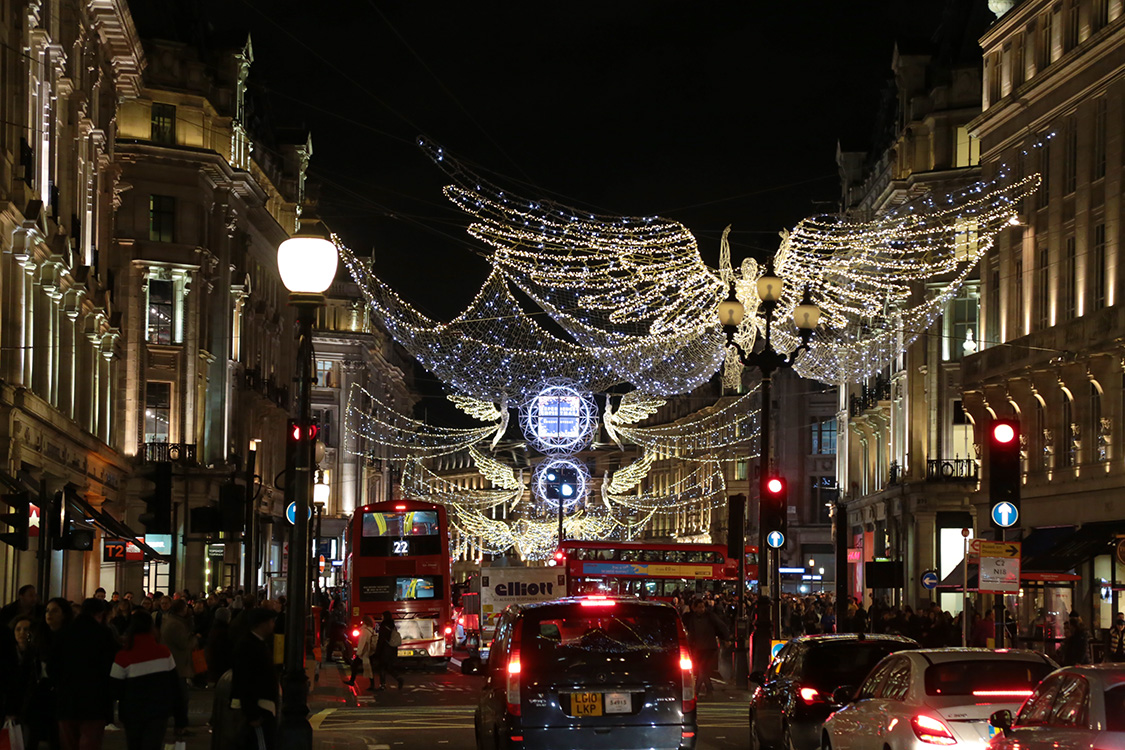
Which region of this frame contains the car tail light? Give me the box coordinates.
[506,621,523,716]
[799,687,820,704]
[677,623,696,712]
[910,715,957,745]
[972,690,1033,698]
[444,625,453,635]
[580,596,616,607]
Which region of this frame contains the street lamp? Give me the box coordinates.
[717,266,819,678]
[276,216,337,750]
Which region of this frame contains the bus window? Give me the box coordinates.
[641,549,662,562]
[686,550,705,563]
[666,550,685,563]
[620,549,640,562]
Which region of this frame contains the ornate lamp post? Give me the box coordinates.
[276,217,337,749]
[717,267,819,672]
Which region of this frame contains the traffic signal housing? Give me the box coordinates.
[139,462,173,533]
[988,418,1021,530]
[761,474,788,547]
[0,491,30,550]
[541,463,579,506]
[726,493,746,559]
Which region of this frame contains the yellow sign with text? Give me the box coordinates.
[979,541,1021,558]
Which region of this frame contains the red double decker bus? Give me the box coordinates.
[557,540,759,600]
[344,499,453,663]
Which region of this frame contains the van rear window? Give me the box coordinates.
[924,660,1054,697]
[523,605,678,662]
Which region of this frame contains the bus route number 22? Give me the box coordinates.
[393,540,409,556]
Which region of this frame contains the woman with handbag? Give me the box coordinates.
[345,616,376,690]
[373,612,404,691]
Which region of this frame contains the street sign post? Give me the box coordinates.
[979,540,1021,593]
[766,530,785,549]
[991,501,1019,528]
[1117,538,1125,566]
[920,569,939,590]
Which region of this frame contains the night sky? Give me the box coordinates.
[135,1,959,319]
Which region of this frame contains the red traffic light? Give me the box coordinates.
[553,549,566,562]
[992,423,1017,444]
[288,421,319,441]
[765,477,785,495]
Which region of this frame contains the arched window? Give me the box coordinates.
[1091,383,1105,463]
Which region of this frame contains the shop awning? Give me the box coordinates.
[65,488,169,562]
[1020,525,1077,559]
[1023,520,1125,573]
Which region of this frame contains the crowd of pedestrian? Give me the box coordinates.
[0,583,289,750]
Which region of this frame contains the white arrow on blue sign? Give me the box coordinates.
[991,501,1019,528]
[286,502,312,525]
[920,569,939,590]
[766,530,785,549]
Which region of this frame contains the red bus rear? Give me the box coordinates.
[345,499,453,663]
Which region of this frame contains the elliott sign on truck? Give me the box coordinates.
[480,567,566,639]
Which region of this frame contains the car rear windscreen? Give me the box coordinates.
[924,660,1054,697]
[804,642,912,688]
[523,603,678,666]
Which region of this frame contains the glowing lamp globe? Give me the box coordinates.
[992,423,1016,444]
[757,270,783,303]
[314,480,330,506]
[717,290,745,327]
[277,222,338,294]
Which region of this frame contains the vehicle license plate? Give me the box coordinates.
[987,724,1002,739]
[605,692,631,714]
[570,692,603,716]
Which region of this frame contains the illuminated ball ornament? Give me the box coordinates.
[276,218,338,295]
[534,458,588,512]
[520,379,598,455]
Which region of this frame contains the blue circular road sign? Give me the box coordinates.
[991,501,1019,528]
[286,502,312,525]
[766,530,786,549]
[921,569,939,590]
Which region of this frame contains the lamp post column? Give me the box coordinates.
[279,299,316,749]
[244,443,258,597]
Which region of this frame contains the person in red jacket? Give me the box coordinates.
[110,611,179,750]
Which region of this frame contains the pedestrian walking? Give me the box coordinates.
[346,616,376,689]
[110,611,178,750]
[229,608,279,750]
[1,585,43,629]
[683,596,729,697]
[1058,612,1091,666]
[1105,611,1125,662]
[160,599,196,738]
[373,612,404,691]
[205,607,235,684]
[51,598,119,750]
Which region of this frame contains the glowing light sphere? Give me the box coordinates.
[992,423,1016,444]
[520,379,598,455]
[534,457,589,512]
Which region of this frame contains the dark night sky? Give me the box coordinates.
[135,1,963,321]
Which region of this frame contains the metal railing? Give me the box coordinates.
[140,442,196,464]
[925,458,978,482]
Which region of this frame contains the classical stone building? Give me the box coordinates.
[964,0,1125,638]
[0,0,142,601]
[834,2,993,611]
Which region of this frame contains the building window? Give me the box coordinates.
[1093,0,1109,31]
[144,382,171,443]
[316,359,337,389]
[811,418,837,455]
[1063,116,1077,195]
[1061,395,1075,468]
[1094,98,1107,180]
[149,195,176,242]
[735,458,748,481]
[313,408,334,448]
[1037,246,1050,329]
[1091,384,1105,463]
[955,126,981,167]
[987,261,1000,345]
[151,103,176,145]
[948,289,979,361]
[1038,11,1053,70]
[809,476,836,525]
[1011,33,1025,89]
[1013,256,1024,334]
[1064,0,1079,50]
[1093,224,1106,311]
[146,279,174,345]
[1063,236,1076,319]
[988,53,1002,105]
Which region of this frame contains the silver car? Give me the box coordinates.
[822,648,1057,750]
[989,664,1125,750]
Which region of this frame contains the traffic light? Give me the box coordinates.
[553,549,566,565]
[541,463,579,505]
[0,491,30,550]
[761,474,788,548]
[726,493,746,559]
[988,418,1021,530]
[190,505,222,534]
[139,462,173,533]
[219,482,245,534]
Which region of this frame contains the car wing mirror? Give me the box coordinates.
[989,709,1014,737]
[749,670,766,685]
[831,686,856,705]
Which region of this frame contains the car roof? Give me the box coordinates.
[791,633,919,646]
[1055,664,1125,685]
[904,648,1053,664]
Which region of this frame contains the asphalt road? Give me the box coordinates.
[103,657,752,750]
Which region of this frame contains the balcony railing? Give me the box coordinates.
[241,367,289,409]
[140,442,196,464]
[925,458,978,482]
[848,375,892,417]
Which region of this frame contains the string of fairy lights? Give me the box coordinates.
[341,138,1045,558]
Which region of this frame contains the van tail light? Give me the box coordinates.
[351,628,360,639]
[506,621,523,716]
[580,596,616,607]
[677,623,696,712]
[799,687,820,704]
[444,625,453,636]
[910,715,957,745]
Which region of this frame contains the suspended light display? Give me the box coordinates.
[519,379,599,454]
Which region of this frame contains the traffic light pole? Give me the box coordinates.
[760,361,776,638]
[278,298,318,750]
[244,445,258,598]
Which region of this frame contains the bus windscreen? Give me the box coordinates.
[362,511,440,537]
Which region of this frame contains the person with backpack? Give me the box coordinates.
[373,612,404,691]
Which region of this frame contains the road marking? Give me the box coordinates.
[311,708,335,729]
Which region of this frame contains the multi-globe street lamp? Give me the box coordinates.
[276,217,338,748]
[716,265,819,676]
